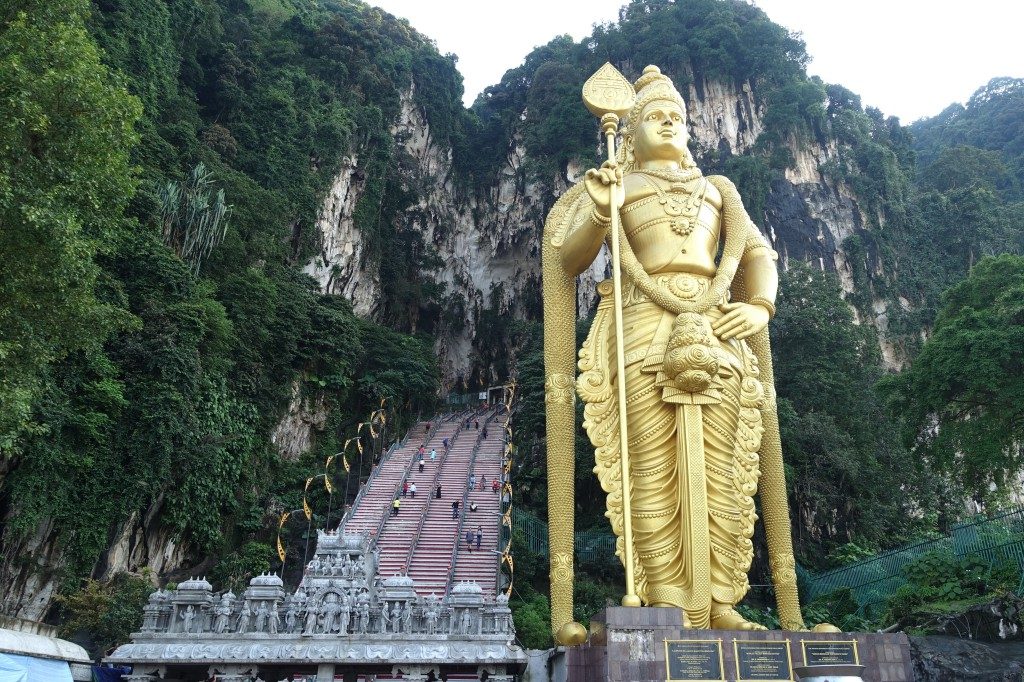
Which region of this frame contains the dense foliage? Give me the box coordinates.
[56,572,154,658]
[0,0,140,455]
[882,255,1024,508]
[3,0,1024,649]
[471,0,812,179]
[1,0,447,618]
[773,263,922,562]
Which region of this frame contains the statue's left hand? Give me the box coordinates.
[712,302,770,341]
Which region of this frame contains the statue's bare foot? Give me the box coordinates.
[710,607,767,631]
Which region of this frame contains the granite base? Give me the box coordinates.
[565,608,914,682]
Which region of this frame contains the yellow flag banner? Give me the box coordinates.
[367,421,379,439]
[304,476,314,491]
[356,438,363,455]
[276,512,289,562]
[325,454,336,470]
[342,453,350,473]
[303,496,312,521]
[502,553,514,597]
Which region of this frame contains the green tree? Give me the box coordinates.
[882,255,1024,507]
[773,263,918,563]
[56,572,154,659]
[0,0,140,455]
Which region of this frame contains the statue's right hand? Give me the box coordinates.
[584,161,624,218]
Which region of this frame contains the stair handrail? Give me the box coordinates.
[338,407,419,531]
[368,421,456,548]
[339,438,401,531]
[444,407,502,595]
[404,422,470,569]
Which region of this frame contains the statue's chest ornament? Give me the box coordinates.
[659,186,704,236]
[639,174,709,239]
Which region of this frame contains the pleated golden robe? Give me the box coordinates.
[575,185,767,628]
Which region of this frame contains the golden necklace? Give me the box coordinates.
[636,173,708,237]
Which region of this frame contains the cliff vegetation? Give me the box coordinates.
[2,0,1023,652]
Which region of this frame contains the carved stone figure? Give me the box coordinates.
[321,597,339,634]
[268,603,280,635]
[338,594,351,635]
[542,63,807,638]
[179,605,196,633]
[378,602,390,634]
[356,591,370,634]
[424,596,440,635]
[402,601,413,633]
[284,604,297,634]
[460,608,471,635]
[255,603,268,632]
[303,604,319,635]
[237,602,252,634]
[213,594,232,634]
[391,601,402,635]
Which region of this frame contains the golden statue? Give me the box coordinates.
[542,64,805,643]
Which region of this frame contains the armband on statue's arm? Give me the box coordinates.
[739,223,779,319]
[742,228,778,262]
[559,197,609,276]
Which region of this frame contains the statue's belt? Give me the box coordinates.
[620,272,721,309]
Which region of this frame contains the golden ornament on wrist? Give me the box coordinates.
[748,296,776,319]
[591,207,611,227]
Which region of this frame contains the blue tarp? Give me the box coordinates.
[92,665,129,682]
[0,653,72,682]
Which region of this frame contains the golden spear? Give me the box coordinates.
[581,63,641,608]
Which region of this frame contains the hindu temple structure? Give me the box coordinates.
[108,407,524,681]
[107,530,522,681]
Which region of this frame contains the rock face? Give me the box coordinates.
[301,72,892,389]
[910,636,1024,681]
[0,69,898,621]
[1,500,192,622]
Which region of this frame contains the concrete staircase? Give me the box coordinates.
[450,413,506,598]
[343,407,507,598]
[341,417,458,541]
[375,419,464,579]
[405,421,481,596]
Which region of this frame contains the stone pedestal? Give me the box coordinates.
[565,608,913,682]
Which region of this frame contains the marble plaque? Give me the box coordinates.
[801,640,859,666]
[734,640,792,681]
[664,639,725,681]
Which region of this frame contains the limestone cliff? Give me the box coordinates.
[301,72,898,395]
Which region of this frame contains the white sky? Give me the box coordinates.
[368,0,1024,123]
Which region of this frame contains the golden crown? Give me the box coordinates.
[628,65,687,129]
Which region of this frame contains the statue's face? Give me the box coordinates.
[632,100,688,163]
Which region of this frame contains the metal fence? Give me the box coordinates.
[514,505,1024,615]
[806,505,1024,614]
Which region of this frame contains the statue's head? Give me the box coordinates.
[623,65,695,169]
